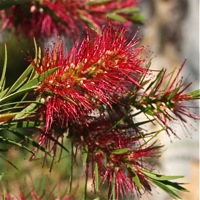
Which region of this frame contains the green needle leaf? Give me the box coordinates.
[106,13,126,22]
[167,87,180,100]
[87,0,111,5]
[144,69,164,93]
[0,44,7,92]
[112,148,130,154]
[142,170,184,181]
[0,88,9,99]
[7,128,50,156]
[83,145,88,166]
[151,179,187,199]
[115,7,139,13]
[0,136,35,155]
[0,67,58,105]
[14,101,39,120]
[7,63,34,95]
[19,67,59,91]
[128,167,142,189]
[142,170,188,199]
[187,89,200,99]
[0,87,36,105]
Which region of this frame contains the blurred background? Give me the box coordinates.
[139,0,199,199]
[0,0,199,199]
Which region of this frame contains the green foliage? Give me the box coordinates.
[142,170,189,199]
[0,43,55,158]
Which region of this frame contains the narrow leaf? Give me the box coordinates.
[42,132,69,153]
[186,89,200,99]
[167,87,180,100]
[0,88,9,99]
[112,148,130,154]
[145,69,165,93]
[0,87,36,105]
[0,68,58,105]
[0,44,7,91]
[128,167,142,189]
[106,13,126,22]
[142,170,184,181]
[7,63,34,94]
[2,120,43,130]
[78,13,101,33]
[142,170,188,199]
[44,90,77,105]
[0,136,35,155]
[0,156,18,170]
[115,7,139,13]
[87,0,111,5]
[83,146,88,166]
[151,179,184,199]
[7,128,50,156]
[14,102,39,120]
[19,67,58,91]
[0,113,17,123]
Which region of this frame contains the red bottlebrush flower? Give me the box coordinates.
[164,62,200,122]
[0,0,140,37]
[93,134,160,199]
[158,63,200,133]
[139,61,200,136]
[0,1,81,37]
[71,111,161,199]
[32,24,147,132]
[102,167,137,199]
[100,140,160,198]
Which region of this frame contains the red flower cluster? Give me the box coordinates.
[0,1,199,199]
[163,62,200,123]
[0,0,140,37]
[32,24,146,132]
[135,61,200,136]
[29,24,160,199]
[71,112,161,199]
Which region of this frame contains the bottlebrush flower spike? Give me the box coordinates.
[135,61,200,136]
[0,0,141,37]
[1,1,82,37]
[161,62,200,131]
[32,24,146,132]
[71,111,161,199]
[100,139,161,199]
